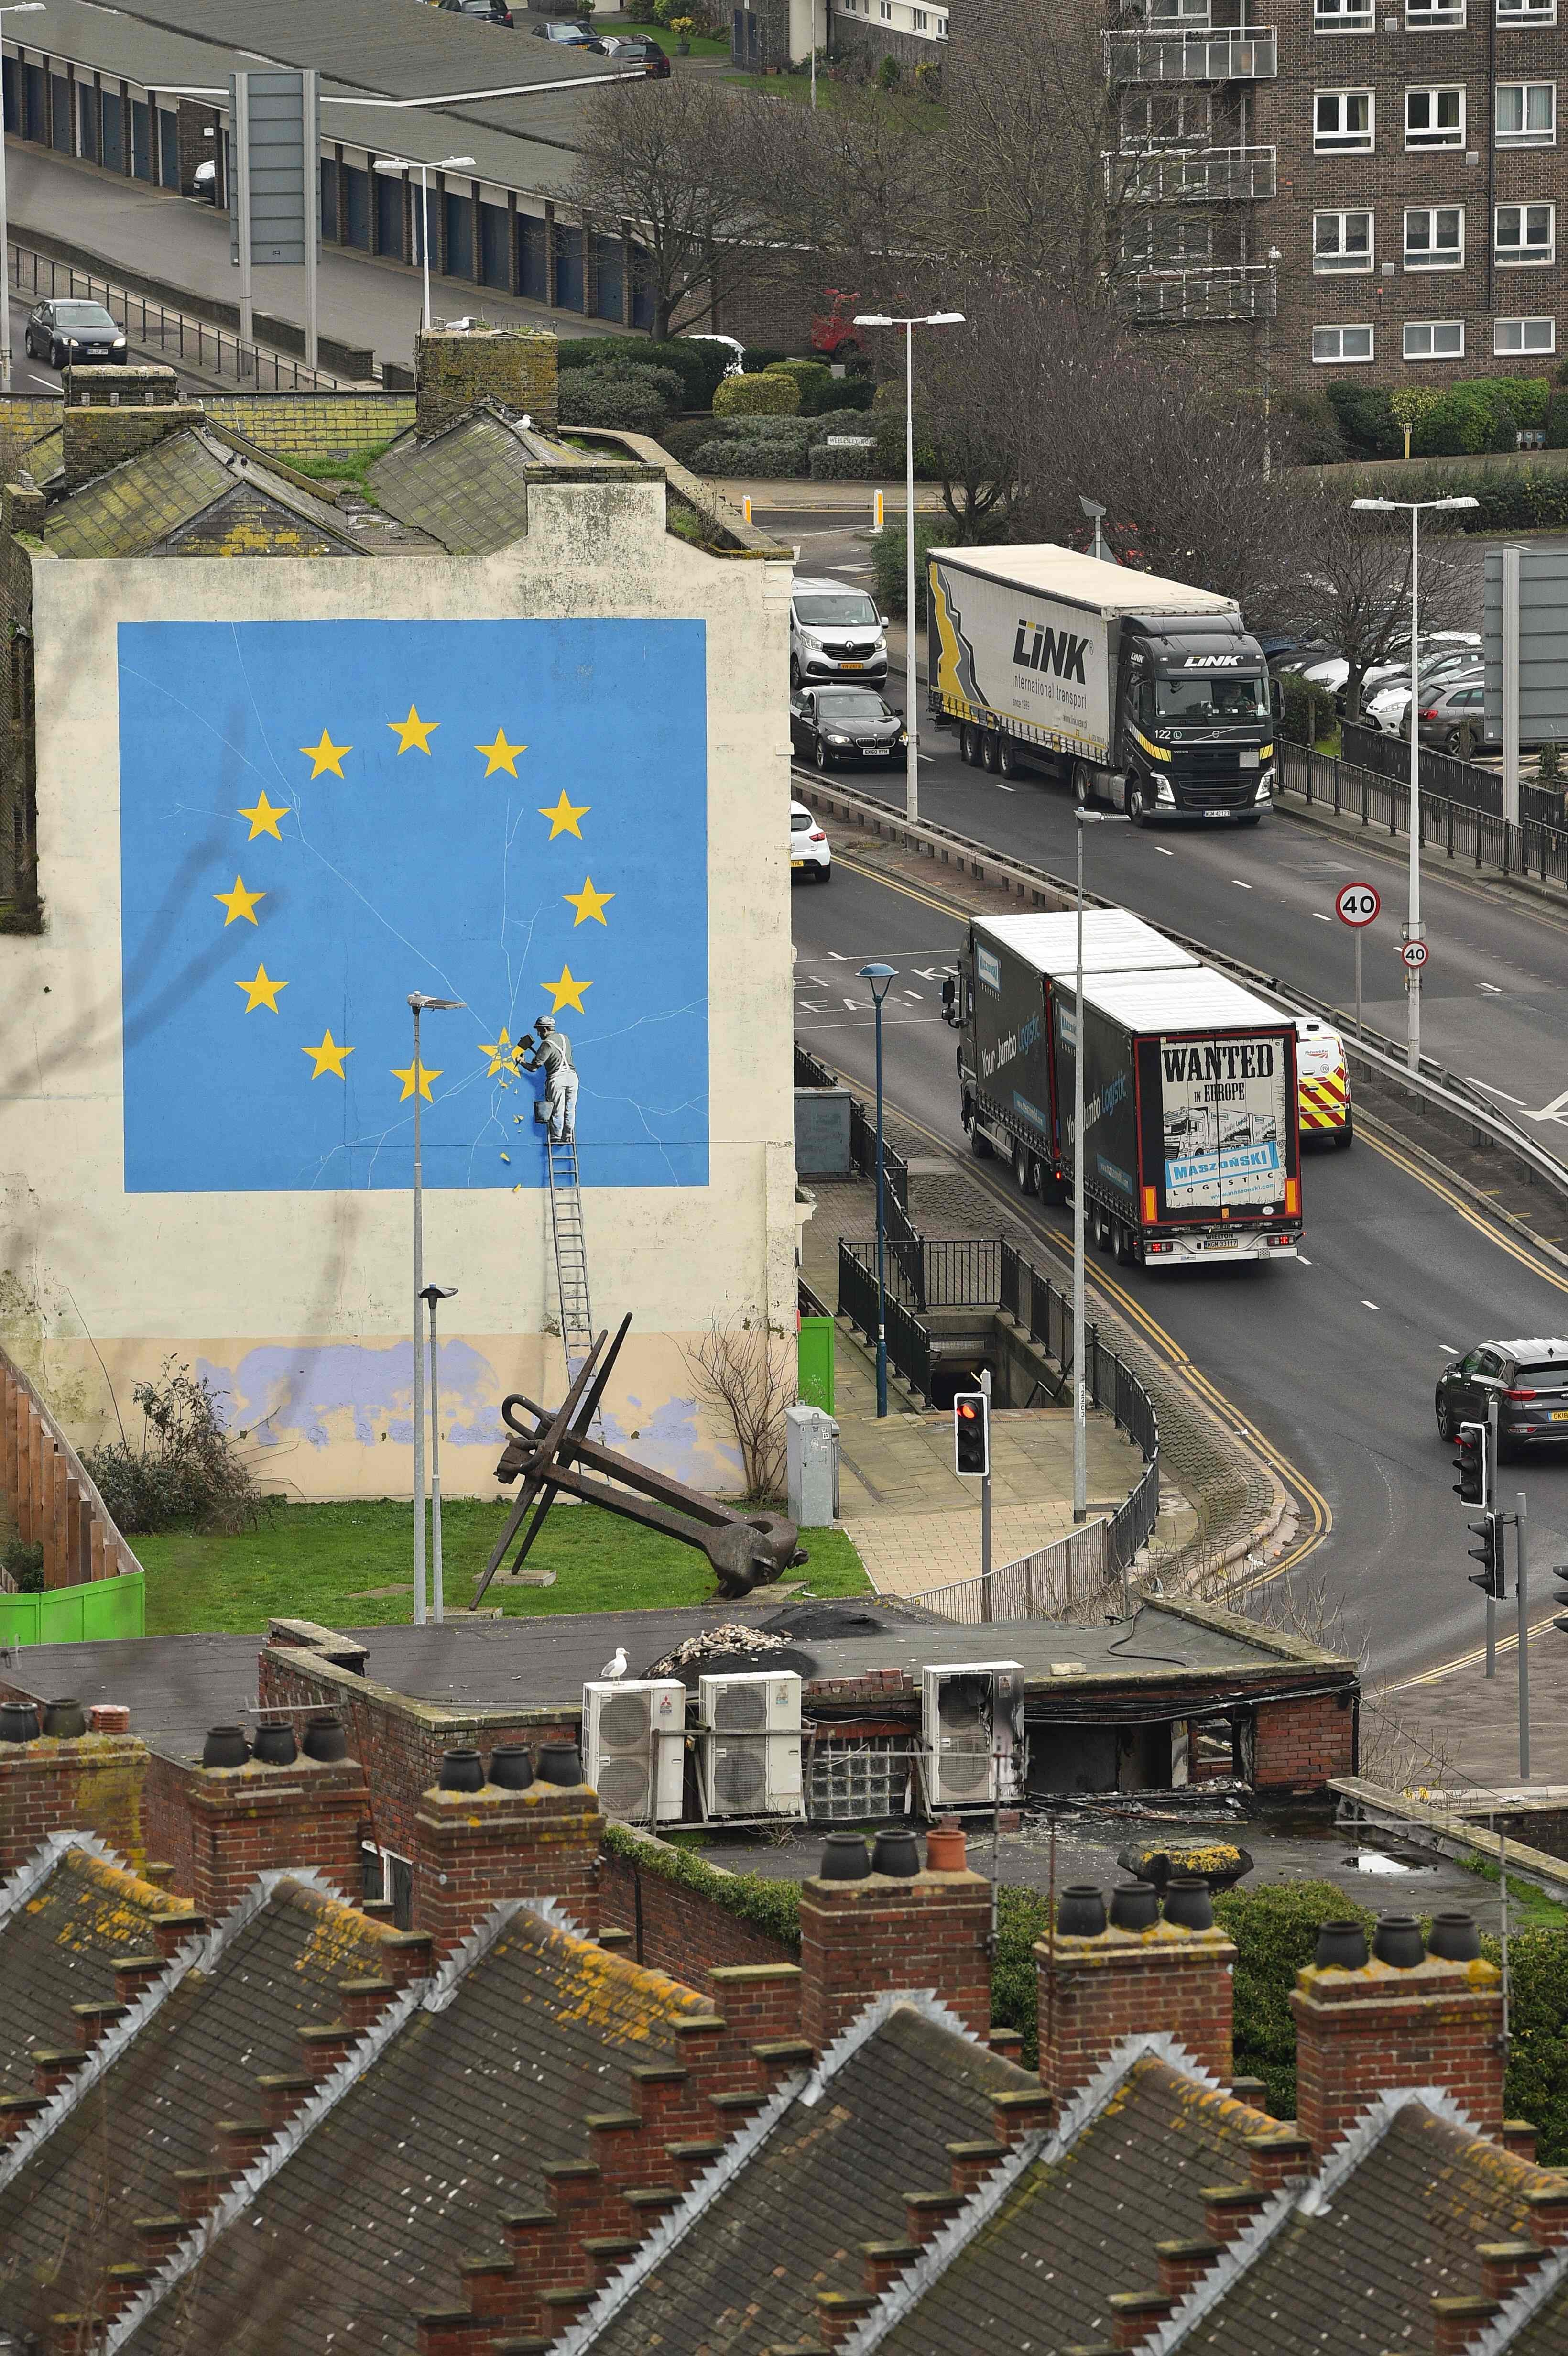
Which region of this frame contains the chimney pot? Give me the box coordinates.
[1426,1911,1481,1963]
[438,1746,485,1793]
[1057,1884,1108,1938]
[926,1818,967,1873]
[202,1725,250,1769]
[1370,1912,1425,1970]
[1160,1877,1213,1931]
[1312,1920,1368,1971]
[871,1827,920,1878]
[818,1831,871,1880]
[1109,1880,1159,1932]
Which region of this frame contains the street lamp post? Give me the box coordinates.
[374,154,477,332]
[1350,493,1479,1072]
[408,991,463,1627]
[852,311,965,825]
[0,5,47,396]
[1079,495,1107,564]
[859,962,896,1418]
[1073,810,1130,1521]
[420,1284,458,1624]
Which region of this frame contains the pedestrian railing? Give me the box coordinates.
[1279,740,1568,892]
[7,241,347,393]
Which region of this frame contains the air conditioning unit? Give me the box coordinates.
[921,1662,1025,1810]
[698,1669,804,1820]
[582,1679,686,1823]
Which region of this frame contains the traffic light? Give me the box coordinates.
[1452,1422,1489,1506]
[954,1391,989,1477]
[1467,1514,1504,1599]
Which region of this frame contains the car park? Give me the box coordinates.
[1364,652,1482,734]
[789,799,831,881]
[598,32,670,72]
[1435,1338,1568,1454]
[24,299,127,368]
[1294,1016,1352,1147]
[790,578,888,687]
[789,686,906,770]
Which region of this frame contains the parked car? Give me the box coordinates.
[681,331,745,378]
[1414,676,1494,754]
[1260,633,1334,673]
[790,686,906,770]
[598,32,670,72]
[1436,1337,1568,1454]
[1289,631,1481,713]
[23,299,127,368]
[789,799,831,881]
[530,18,606,43]
[790,578,888,687]
[1364,652,1482,735]
[441,0,514,20]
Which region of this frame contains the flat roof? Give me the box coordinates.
[936,544,1239,622]
[10,1600,1339,1757]
[974,911,1199,981]
[1074,967,1290,1031]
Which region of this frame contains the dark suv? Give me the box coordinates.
[1435,1338,1568,1456]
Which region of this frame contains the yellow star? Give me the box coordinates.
[388,704,439,756]
[238,792,289,842]
[302,1028,353,1080]
[214,874,266,927]
[476,727,526,778]
[538,790,589,840]
[235,961,287,1014]
[301,729,351,780]
[392,1059,441,1103]
[478,1028,519,1078]
[542,964,591,1015]
[564,874,615,928]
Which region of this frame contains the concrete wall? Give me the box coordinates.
[0,478,798,1497]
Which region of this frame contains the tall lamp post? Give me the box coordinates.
[420,1283,458,1624]
[859,962,896,1418]
[0,4,47,395]
[1350,492,1478,1072]
[373,154,477,332]
[1072,809,1130,1521]
[408,991,463,1627]
[852,310,965,825]
[1079,495,1107,564]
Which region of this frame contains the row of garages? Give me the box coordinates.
[0,47,655,331]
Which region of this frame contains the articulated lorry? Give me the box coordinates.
[926,544,1277,825]
[948,911,1302,1267]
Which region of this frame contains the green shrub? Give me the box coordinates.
[690,436,804,478]
[714,371,801,419]
[871,516,958,621]
[1279,391,1345,466]
[601,1822,803,1950]
[557,365,682,434]
[807,406,878,444]
[991,1884,1050,2062]
[764,358,841,414]
[1326,381,1402,460]
[876,51,901,85]
[1538,742,1563,786]
[654,416,719,469]
[1,1535,44,1593]
[873,403,940,480]
[809,440,879,480]
[739,347,794,375]
[1545,392,1568,449]
[716,415,814,446]
[555,335,726,410]
[1355,459,1568,531]
[84,1359,260,1537]
[1279,669,1338,748]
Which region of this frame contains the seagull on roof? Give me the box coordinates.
[601,1646,628,1680]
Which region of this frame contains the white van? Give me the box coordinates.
[790,577,888,689]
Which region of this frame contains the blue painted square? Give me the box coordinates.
[117,619,708,1191]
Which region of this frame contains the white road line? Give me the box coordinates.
[798,1003,828,1013]
[1362,1299,1381,1310]
[1478,982,1503,995]
[1526,1085,1568,1121]
[1439,1342,1459,1354]
[1298,1255,1313,1265]
[904,990,923,1000]
[1232,880,1252,890]
[1465,1076,1526,1105]
[993,782,1017,793]
[1312,912,1332,923]
[827,950,846,960]
[1155,846,1174,858]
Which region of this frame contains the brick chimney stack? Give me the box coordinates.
[412,1752,604,1958]
[177,1745,371,1919]
[414,324,559,438]
[1291,1911,1504,2157]
[60,364,204,494]
[1035,1880,1235,2106]
[798,1826,993,2051]
[0,1716,149,1875]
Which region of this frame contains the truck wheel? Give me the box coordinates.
[959,723,979,766]
[1126,783,1147,827]
[1072,760,1092,807]
[980,732,999,774]
[997,733,1020,780]
[969,1119,993,1159]
[1335,1110,1354,1150]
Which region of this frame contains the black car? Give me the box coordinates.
[530,18,607,43]
[441,0,514,20]
[790,687,906,771]
[1435,1338,1568,1455]
[24,299,126,369]
[598,31,671,72]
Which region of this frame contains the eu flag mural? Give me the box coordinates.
[117,619,709,1192]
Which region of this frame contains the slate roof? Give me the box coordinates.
[123,1903,716,2356]
[0,1876,392,2322]
[1185,2099,1545,2355]
[590,2003,1034,2356]
[876,2053,1273,2356]
[367,410,538,556]
[40,428,363,560]
[0,1840,185,2098]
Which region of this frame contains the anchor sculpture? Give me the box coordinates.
[474,1314,806,1604]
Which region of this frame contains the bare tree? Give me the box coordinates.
[684,1315,794,1505]
[1278,487,1470,726]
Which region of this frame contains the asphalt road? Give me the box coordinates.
[792,850,1568,1700]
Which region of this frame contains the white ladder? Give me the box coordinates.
[545,1132,596,1388]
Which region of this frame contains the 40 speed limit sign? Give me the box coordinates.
[1335,882,1380,927]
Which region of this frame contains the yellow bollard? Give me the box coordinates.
[743,494,752,524]
[874,488,884,530]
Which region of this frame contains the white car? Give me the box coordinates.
[791,577,888,688]
[1294,632,1481,708]
[1364,654,1481,734]
[790,799,831,882]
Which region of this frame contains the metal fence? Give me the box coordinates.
[795,1039,915,1243]
[1279,740,1568,890]
[8,242,344,393]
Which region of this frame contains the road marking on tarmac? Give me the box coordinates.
[1362,1299,1381,1310]
[1467,1077,1525,1105]
[1526,1084,1568,1123]
[1439,1342,1459,1354]
[1478,982,1503,994]
[1232,879,1252,889]
[1155,846,1174,857]
[1313,912,1332,923]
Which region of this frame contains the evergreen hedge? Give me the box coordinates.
[713,372,801,419]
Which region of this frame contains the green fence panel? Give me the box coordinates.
[797,1317,835,1414]
[0,1573,145,1648]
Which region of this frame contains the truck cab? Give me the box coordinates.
[1118,616,1277,827]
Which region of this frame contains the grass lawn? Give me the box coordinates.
[137,1496,871,1637]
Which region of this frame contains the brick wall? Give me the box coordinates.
[142,1748,370,1916]
[1293,1949,1505,2150]
[1253,1688,1356,1792]
[0,1731,150,1875]
[800,1867,993,2047]
[412,1778,605,1957]
[414,327,559,437]
[598,1839,797,1995]
[1037,1921,1237,2104]
[204,393,416,466]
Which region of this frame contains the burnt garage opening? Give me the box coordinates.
[1027,1708,1256,1796]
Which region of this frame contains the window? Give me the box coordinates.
[1405,205,1464,266]
[1314,209,1374,270]
[1149,0,1211,18]
[1316,0,1374,26]
[878,1,891,17]
[913,7,927,22]
[1125,215,1214,267]
[1406,0,1466,22]
[1496,83,1556,143]
[934,14,947,31]
[1316,88,1374,150]
[1494,314,1556,352]
[1496,201,1555,262]
[1406,86,1464,145]
[1405,319,1465,357]
[1497,0,1555,20]
[1123,90,1212,143]
[1313,323,1374,361]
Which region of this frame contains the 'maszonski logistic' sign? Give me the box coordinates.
[1159,1035,1285,1211]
